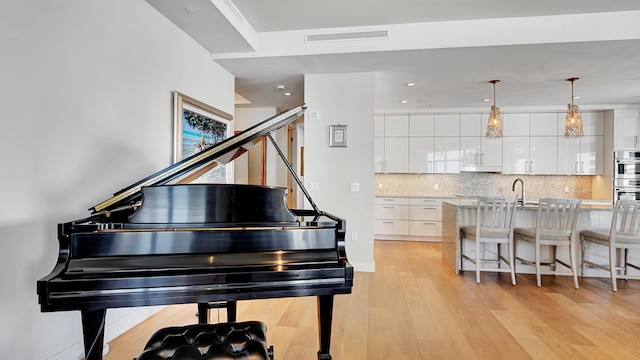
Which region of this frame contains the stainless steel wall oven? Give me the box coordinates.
[614,150,640,200]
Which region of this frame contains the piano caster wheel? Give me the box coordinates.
[267,345,274,360]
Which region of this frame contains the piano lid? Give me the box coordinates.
[91,104,307,214]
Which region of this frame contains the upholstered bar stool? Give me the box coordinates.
[136,321,273,360]
[514,198,581,288]
[580,199,640,291]
[460,197,518,285]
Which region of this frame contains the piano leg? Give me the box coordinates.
[81,308,106,360]
[197,302,209,324]
[227,300,237,322]
[317,294,334,360]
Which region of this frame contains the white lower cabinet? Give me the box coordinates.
[374,197,409,235]
[409,198,443,237]
[374,197,444,241]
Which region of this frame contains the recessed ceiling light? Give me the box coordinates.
[185,7,197,14]
[405,82,415,87]
[284,92,292,96]
[482,98,491,102]
[573,96,581,99]
[400,100,408,104]
[276,85,286,90]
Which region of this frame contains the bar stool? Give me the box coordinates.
[514,198,581,288]
[580,199,640,291]
[460,197,518,285]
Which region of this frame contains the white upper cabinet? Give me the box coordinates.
[374,137,385,172]
[530,112,558,136]
[409,137,435,173]
[375,115,409,173]
[503,113,530,136]
[375,115,385,137]
[503,136,558,174]
[384,115,409,137]
[435,114,460,136]
[460,113,483,136]
[459,113,502,172]
[384,137,409,173]
[434,137,460,173]
[582,112,604,136]
[375,110,604,176]
[502,112,558,175]
[502,137,530,174]
[557,136,603,175]
[529,136,558,174]
[409,114,435,137]
[613,109,640,149]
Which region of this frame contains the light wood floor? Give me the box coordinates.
[105,240,640,360]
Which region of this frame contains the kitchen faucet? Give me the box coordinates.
[512,178,525,204]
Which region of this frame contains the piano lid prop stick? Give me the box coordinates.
[266,132,321,214]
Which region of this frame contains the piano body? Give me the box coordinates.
[37,104,353,360]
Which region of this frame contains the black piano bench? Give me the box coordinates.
[135,321,274,360]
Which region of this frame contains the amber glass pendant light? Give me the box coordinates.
[486,80,502,139]
[564,77,584,138]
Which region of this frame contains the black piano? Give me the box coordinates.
[37,104,353,360]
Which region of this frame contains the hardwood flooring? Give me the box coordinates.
[104,240,640,360]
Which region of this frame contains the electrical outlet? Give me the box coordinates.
[564,186,569,193]
[350,183,360,192]
[351,231,358,241]
[378,183,383,189]
[434,183,439,190]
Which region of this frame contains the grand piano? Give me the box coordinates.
[37,104,353,360]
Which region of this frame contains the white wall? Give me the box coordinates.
[304,73,376,272]
[0,1,234,359]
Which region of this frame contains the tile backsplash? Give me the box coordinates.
[375,173,601,200]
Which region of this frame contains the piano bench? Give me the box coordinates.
[135,321,274,360]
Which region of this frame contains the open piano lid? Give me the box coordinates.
[91,104,307,214]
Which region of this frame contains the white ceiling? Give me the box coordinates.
[146,0,640,111]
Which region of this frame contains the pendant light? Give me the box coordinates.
[486,80,502,139]
[564,77,584,138]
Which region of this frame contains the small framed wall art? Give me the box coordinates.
[329,124,347,147]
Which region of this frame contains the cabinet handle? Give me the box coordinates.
[383,221,395,224]
[480,153,485,165]
[581,161,584,173]
[475,153,480,165]
[529,160,534,174]
[524,160,528,174]
[382,206,395,209]
[575,161,579,173]
[422,222,437,225]
[422,207,437,210]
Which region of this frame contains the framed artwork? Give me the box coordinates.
[172,91,234,183]
[330,124,347,147]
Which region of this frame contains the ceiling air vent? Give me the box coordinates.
[306,30,388,43]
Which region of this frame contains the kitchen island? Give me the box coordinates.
[442,199,615,277]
